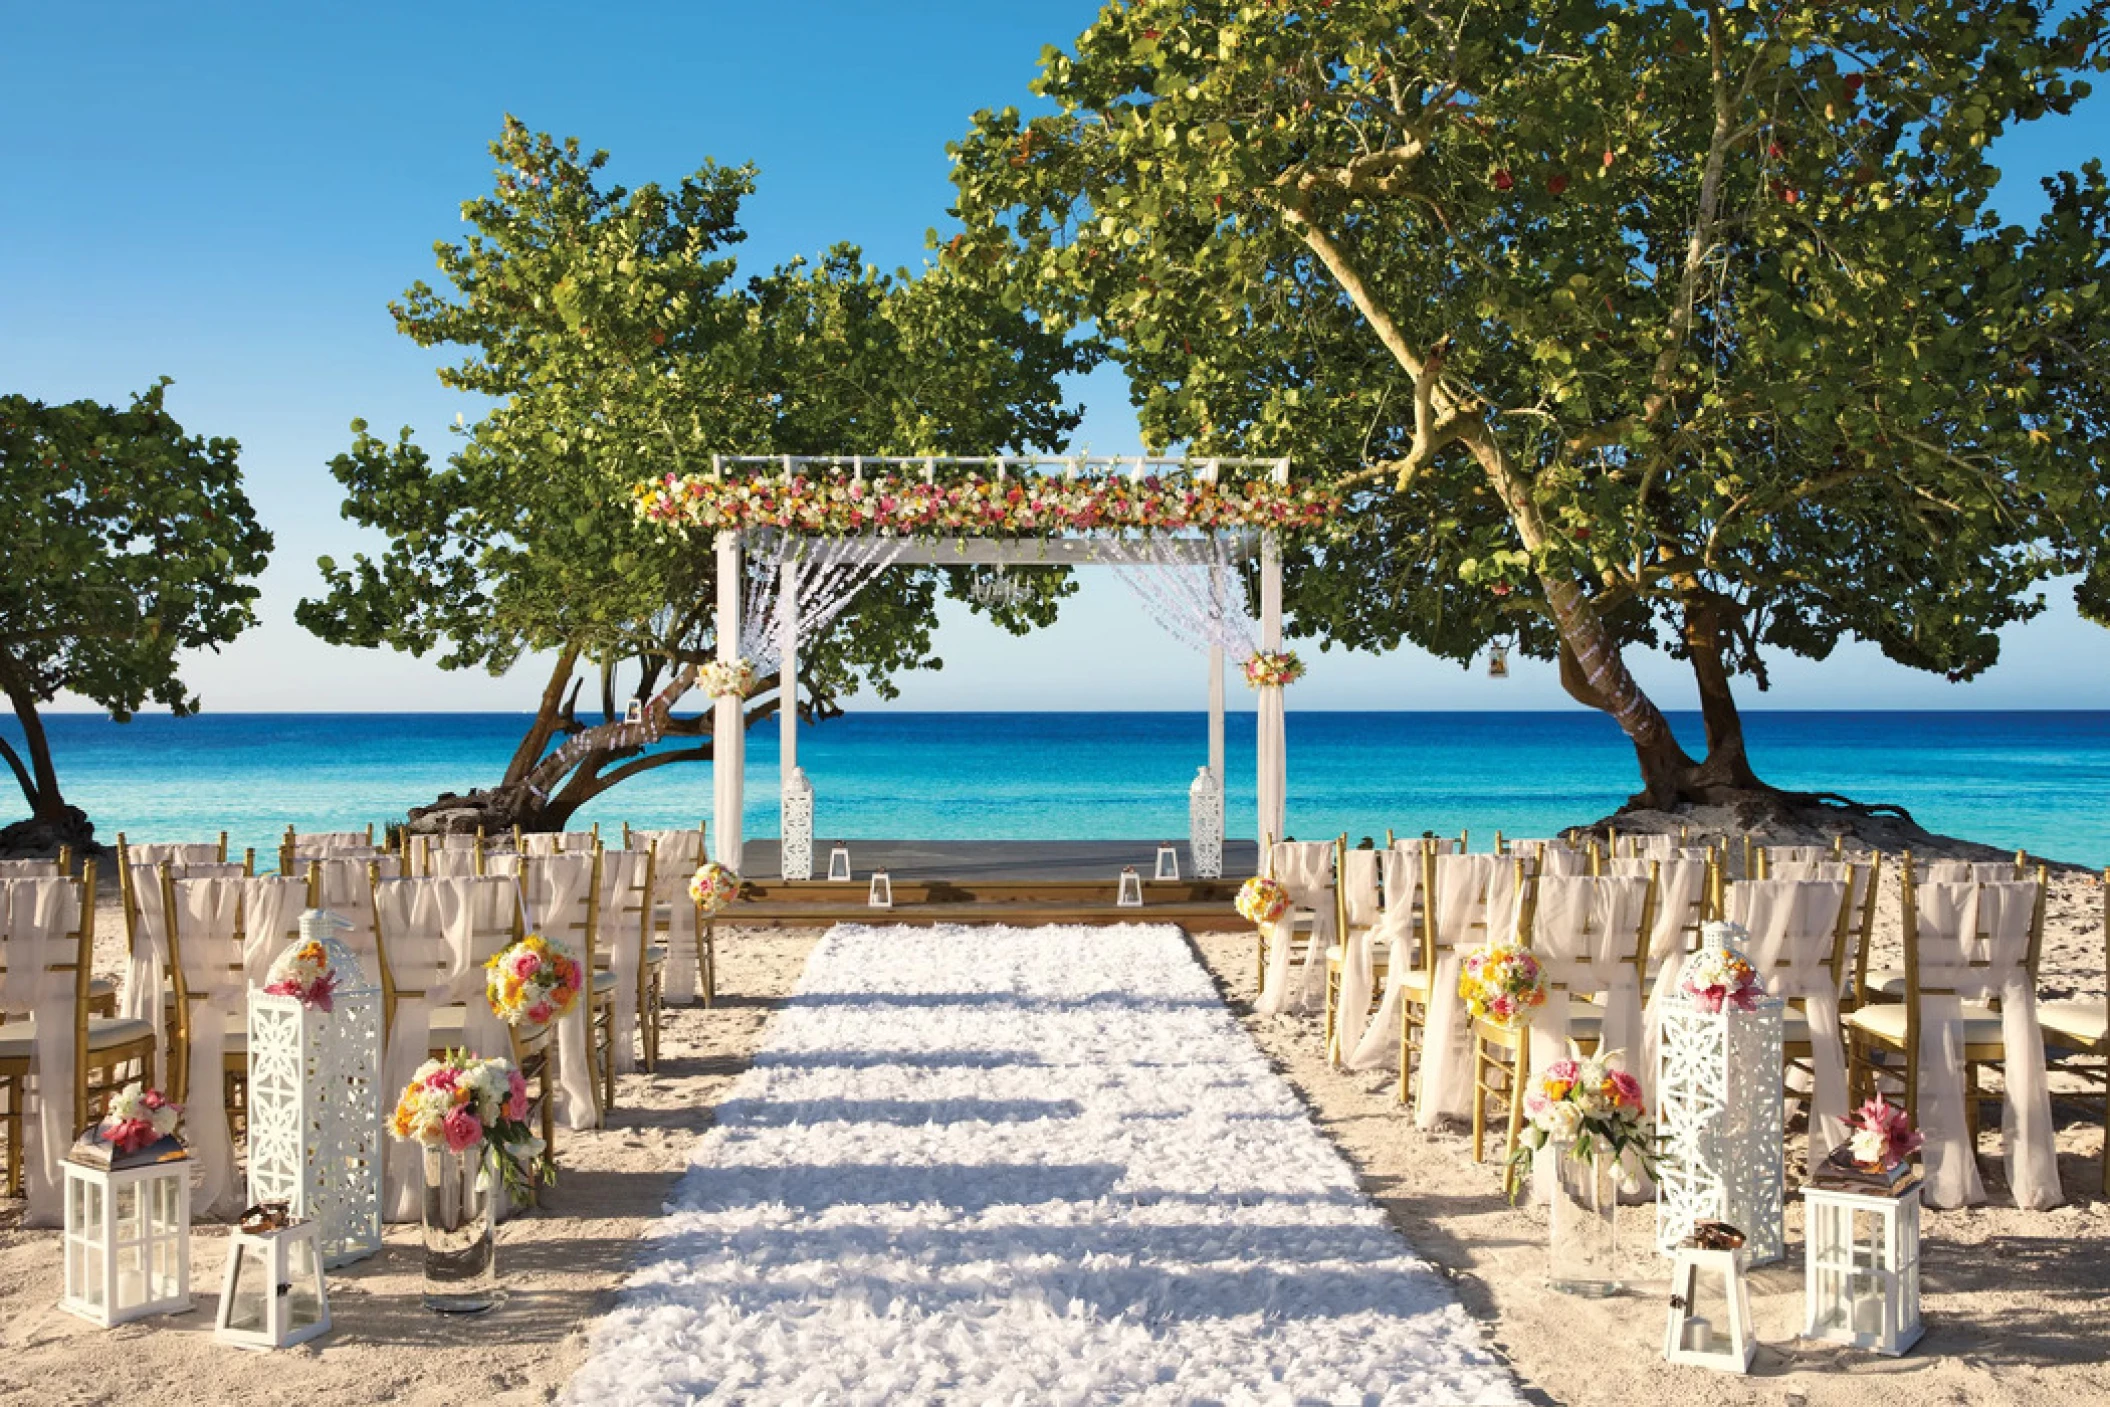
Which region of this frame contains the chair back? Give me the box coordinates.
[0,860,63,879]
[1725,878,1852,1001]
[1424,853,1505,961]
[422,849,484,880]
[521,829,598,857]
[1336,843,1381,932]
[1922,858,2025,885]
[288,827,372,850]
[370,875,524,1018]
[0,868,97,1130]
[514,853,600,965]
[1608,855,1713,963]
[303,856,398,974]
[634,829,707,907]
[1523,872,1654,995]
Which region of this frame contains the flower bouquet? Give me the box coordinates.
[1235,875,1291,925]
[698,657,758,700]
[1514,1049,1658,1188]
[263,936,339,1011]
[1458,942,1547,1030]
[390,1051,550,1197]
[1821,1099,1924,1189]
[688,861,742,915]
[1242,649,1305,689]
[1681,925,1765,1014]
[484,933,582,1027]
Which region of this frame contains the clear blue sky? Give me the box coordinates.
[3,2,2104,715]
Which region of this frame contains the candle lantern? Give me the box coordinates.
[828,842,852,883]
[1154,842,1181,882]
[867,870,893,909]
[214,1208,330,1350]
[1656,936,1785,1263]
[247,910,383,1268]
[780,767,814,881]
[1663,1229,1756,1373]
[1803,1180,1922,1356]
[1187,766,1224,880]
[60,1148,192,1326]
[1117,867,1145,908]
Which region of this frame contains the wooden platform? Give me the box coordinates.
[728,840,1259,931]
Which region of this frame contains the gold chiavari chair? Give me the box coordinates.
[2040,872,2108,1194]
[595,847,664,1090]
[1323,838,1382,1062]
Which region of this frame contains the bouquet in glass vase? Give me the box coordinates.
[1459,943,1547,1031]
[390,1051,550,1198]
[688,862,742,915]
[484,933,582,1027]
[1514,1049,1658,1185]
[1235,875,1291,925]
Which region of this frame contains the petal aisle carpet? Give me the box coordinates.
[565,924,1520,1405]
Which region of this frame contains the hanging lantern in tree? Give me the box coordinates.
[1487,643,1511,679]
[1655,925,1784,1263]
[247,910,383,1269]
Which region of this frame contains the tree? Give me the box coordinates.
[0,380,272,850]
[299,119,1084,832]
[947,2,2110,810]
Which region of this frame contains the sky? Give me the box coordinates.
[2,1,2105,717]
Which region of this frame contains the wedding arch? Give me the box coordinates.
[629,455,1340,880]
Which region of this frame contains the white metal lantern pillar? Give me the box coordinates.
[1803,1180,1923,1355]
[713,528,745,869]
[1188,766,1224,880]
[778,553,812,880]
[1656,998,1786,1264]
[246,910,383,1269]
[1256,524,1286,847]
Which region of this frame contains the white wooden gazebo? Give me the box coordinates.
[640,455,1309,880]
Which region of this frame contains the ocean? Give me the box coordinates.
[5,710,2107,867]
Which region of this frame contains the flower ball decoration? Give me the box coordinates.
[484,933,583,1028]
[1681,924,1766,1014]
[389,1052,551,1197]
[263,937,340,1011]
[1458,942,1549,1030]
[1242,650,1306,689]
[688,862,743,915]
[99,1082,183,1155]
[1235,875,1291,925]
[699,658,758,701]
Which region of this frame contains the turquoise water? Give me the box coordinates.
[5,711,2107,866]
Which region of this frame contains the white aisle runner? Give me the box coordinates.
[565,924,1518,1405]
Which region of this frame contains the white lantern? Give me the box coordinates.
[247,910,383,1268]
[828,841,852,883]
[1803,1180,1923,1356]
[214,1212,330,1349]
[780,767,814,881]
[61,1150,191,1326]
[1117,868,1144,908]
[1187,767,1224,880]
[1154,842,1181,882]
[1656,993,1785,1264]
[1664,1237,1756,1373]
[867,870,893,909]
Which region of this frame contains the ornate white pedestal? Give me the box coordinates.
[1656,999,1785,1264]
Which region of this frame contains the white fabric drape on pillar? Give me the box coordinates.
[0,877,85,1225]
[1256,531,1285,848]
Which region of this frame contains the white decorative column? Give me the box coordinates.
[1657,997,1787,1264]
[1257,529,1286,846]
[713,529,745,869]
[778,553,811,880]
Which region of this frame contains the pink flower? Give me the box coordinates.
[526,1000,554,1027]
[1608,1070,1645,1110]
[141,1089,166,1111]
[506,1069,530,1122]
[1543,1059,1580,1086]
[426,1066,460,1093]
[442,1106,484,1154]
[510,950,542,980]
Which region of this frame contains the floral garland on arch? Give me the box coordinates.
[1242,650,1305,689]
[632,466,1340,539]
[699,657,758,700]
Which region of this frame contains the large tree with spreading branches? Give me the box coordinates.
[947,1,2110,811]
[0,381,272,851]
[300,119,1084,832]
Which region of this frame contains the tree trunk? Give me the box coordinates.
[0,671,67,821]
[500,646,582,790]
[1680,598,1766,795]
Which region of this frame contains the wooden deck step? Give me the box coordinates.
[726,899,1249,932]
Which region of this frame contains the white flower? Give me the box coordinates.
[1544,1103,1584,1143]
[1849,1127,1888,1167]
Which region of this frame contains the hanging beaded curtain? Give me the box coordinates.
[738,535,912,673]
[1100,533,1259,658]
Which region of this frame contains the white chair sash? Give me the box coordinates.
[1346,849,1423,1071]
[1255,842,1336,1016]
[1527,874,1652,1198]
[597,851,652,1073]
[169,879,249,1217]
[1924,860,2020,885]
[292,831,370,850]
[423,850,483,879]
[1728,879,1852,1172]
[638,831,705,1005]
[1329,849,1383,1060]
[523,831,596,857]
[239,877,308,985]
[1911,881,2060,1210]
[0,878,84,1225]
[1632,858,1712,1095]
[518,854,600,1131]
[1413,854,1508,1127]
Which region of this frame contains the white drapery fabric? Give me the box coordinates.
[374,876,520,1221]
[1768,859,1875,995]
[1625,857,1713,1096]
[522,832,596,857]
[1,877,84,1225]
[238,877,309,984]
[635,830,706,1005]
[1328,849,1384,1061]
[167,878,251,1218]
[292,831,369,851]
[596,850,652,1073]
[503,854,601,1131]
[120,864,173,1056]
[1910,881,2061,1210]
[739,533,912,673]
[1924,860,2022,885]
[1414,855,1515,1128]
[1728,878,1853,1172]
[421,849,483,879]
[1346,849,1424,1071]
[1254,842,1334,1016]
[308,856,398,966]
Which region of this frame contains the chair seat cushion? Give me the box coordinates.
[2040,999,2108,1050]
[1844,1001,2004,1048]
[89,976,117,1000]
[591,970,618,994]
[1863,967,1906,999]
[646,945,667,967]
[1395,968,1432,996]
[0,1016,156,1060]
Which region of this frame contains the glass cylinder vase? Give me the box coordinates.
[1548,1142,1622,1297]
[421,1146,499,1313]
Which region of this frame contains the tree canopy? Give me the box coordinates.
[948,1,2110,808]
[300,118,1086,829]
[0,379,272,845]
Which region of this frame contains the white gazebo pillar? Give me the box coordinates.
[778,554,813,880]
[713,530,744,869]
[1257,530,1286,846]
